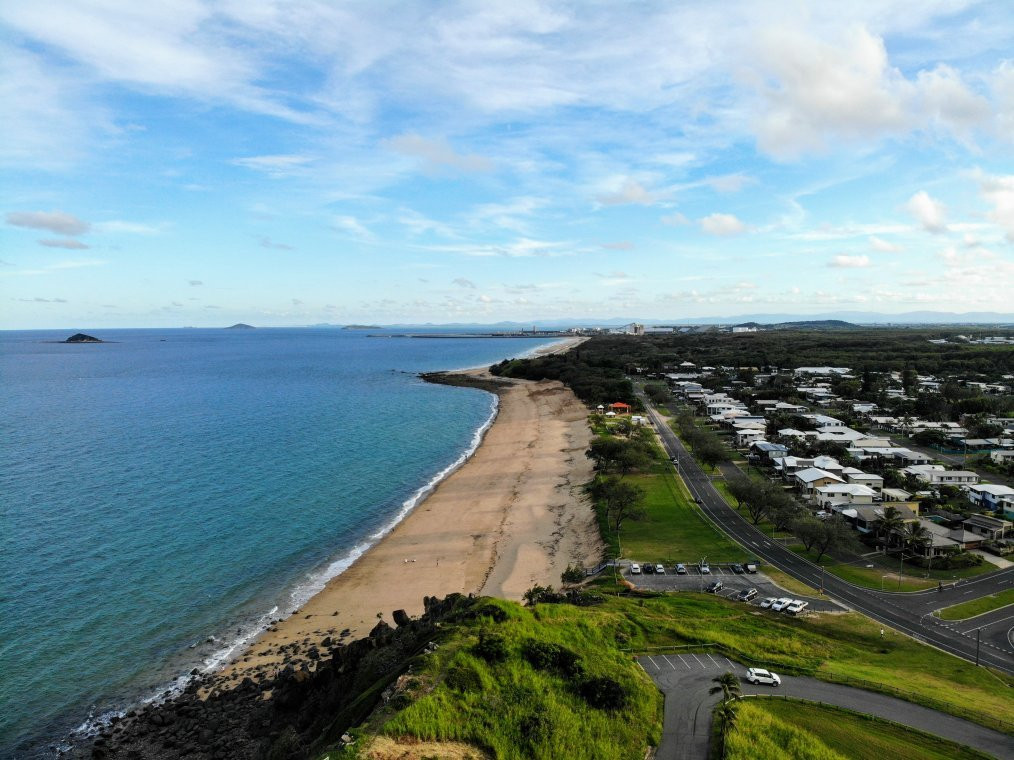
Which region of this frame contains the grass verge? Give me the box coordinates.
[937,588,1014,621]
[609,471,746,564]
[724,697,992,760]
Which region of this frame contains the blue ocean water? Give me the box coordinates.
[0,328,556,757]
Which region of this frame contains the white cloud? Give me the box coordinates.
[829,254,871,268]
[602,241,634,250]
[661,212,689,226]
[452,277,476,289]
[699,213,746,236]
[188,280,203,286]
[231,154,315,177]
[870,236,903,252]
[383,133,492,173]
[331,215,373,240]
[6,210,90,235]
[905,190,947,233]
[39,238,89,250]
[977,173,1014,241]
[596,179,659,206]
[917,64,991,141]
[95,220,165,235]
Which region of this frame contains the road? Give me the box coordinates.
[640,398,1014,674]
[638,653,1014,760]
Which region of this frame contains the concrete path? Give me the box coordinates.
[639,654,1014,760]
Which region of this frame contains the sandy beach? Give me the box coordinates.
[211,338,598,688]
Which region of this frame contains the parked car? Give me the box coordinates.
[655,564,666,575]
[675,563,687,574]
[731,563,745,574]
[643,563,655,574]
[630,563,641,575]
[699,562,711,574]
[737,588,758,602]
[785,600,809,615]
[759,597,776,608]
[770,597,793,611]
[706,580,724,593]
[744,563,758,574]
[745,667,781,686]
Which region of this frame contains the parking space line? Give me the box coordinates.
[725,657,734,668]
[706,654,721,667]
[644,657,659,671]
[677,655,691,669]
[637,660,648,673]
[690,653,704,667]
[661,655,676,670]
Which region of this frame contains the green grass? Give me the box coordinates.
[348,598,661,760]
[937,588,1014,620]
[595,591,1012,733]
[725,698,991,760]
[609,471,747,564]
[789,546,992,592]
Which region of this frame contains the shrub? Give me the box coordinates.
[521,639,585,678]
[471,633,509,663]
[578,676,628,710]
[561,564,586,584]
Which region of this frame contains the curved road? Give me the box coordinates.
[639,653,1014,760]
[641,398,1014,674]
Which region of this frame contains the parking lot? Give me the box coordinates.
[623,563,841,613]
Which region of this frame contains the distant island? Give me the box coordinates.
[343,324,381,330]
[227,323,255,330]
[64,333,103,343]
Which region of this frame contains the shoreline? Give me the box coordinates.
[205,337,595,690]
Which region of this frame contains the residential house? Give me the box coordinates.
[990,450,1014,465]
[903,464,980,486]
[962,514,1012,541]
[794,467,845,497]
[965,484,1014,512]
[814,483,877,508]
[750,441,789,462]
[842,468,884,493]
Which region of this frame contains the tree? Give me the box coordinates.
[709,671,742,702]
[812,516,855,562]
[768,490,804,532]
[793,517,824,552]
[873,506,906,551]
[586,437,626,471]
[590,476,646,534]
[903,521,931,558]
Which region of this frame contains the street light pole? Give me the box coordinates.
[975,628,981,666]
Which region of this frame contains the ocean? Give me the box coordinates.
[0,327,558,757]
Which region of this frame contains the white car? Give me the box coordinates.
[655,564,666,575]
[770,597,793,611]
[630,563,641,575]
[758,597,777,608]
[699,563,711,574]
[785,600,809,615]
[745,668,781,686]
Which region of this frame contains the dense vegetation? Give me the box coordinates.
[490,351,634,406]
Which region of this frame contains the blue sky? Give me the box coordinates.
[3,1,1014,328]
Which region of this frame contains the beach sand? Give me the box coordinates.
[211,338,598,689]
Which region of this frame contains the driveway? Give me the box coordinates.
[639,654,1014,760]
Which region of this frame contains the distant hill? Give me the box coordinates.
[343,324,381,330]
[768,320,858,330]
[227,323,255,329]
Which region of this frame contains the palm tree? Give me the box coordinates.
[873,506,905,552]
[903,521,931,559]
[709,671,742,702]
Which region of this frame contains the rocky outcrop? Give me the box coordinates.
[64,333,103,343]
[78,594,476,760]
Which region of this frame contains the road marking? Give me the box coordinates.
[678,656,691,669]
[725,657,735,668]
[644,657,659,671]
[661,655,676,670]
[690,653,704,667]
[707,654,721,667]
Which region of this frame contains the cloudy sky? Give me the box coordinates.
[3,1,1014,328]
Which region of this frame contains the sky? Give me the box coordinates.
[3,1,1014,329]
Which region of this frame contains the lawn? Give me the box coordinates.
[789,546,993,592]
[936,588,1014,621]
[610,470,747,565]
[724,698,991,760]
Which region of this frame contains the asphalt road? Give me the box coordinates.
[638,653,1014,760]
[640,398,1014,674]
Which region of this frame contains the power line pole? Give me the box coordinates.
[975,628,981,667]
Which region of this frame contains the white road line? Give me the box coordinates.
[691,653,704,667]
[645,657,659,671]
[725,657,735,668]
[662,655,676,670]
[678,656,691,669]
[707,654,721,667]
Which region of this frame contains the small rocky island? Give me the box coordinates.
[227,323,255,330]
[64,333,103,343]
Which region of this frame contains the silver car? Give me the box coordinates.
[746,667,781,686]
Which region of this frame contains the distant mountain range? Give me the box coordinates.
[308,311,1014,330]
